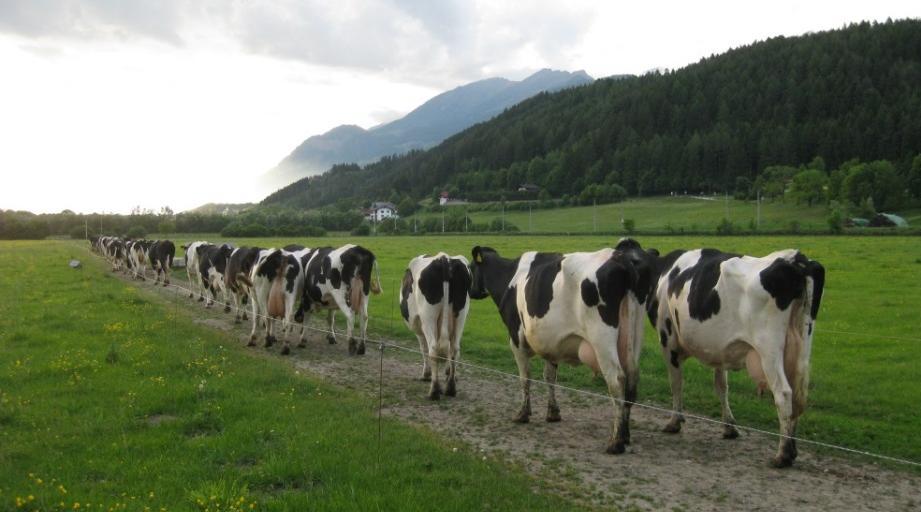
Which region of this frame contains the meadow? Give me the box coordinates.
[3,234,919,510]
[0,241,587,511]
[161,233,921,468]
[410,196,832,233]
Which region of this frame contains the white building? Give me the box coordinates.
[366,202,398,222]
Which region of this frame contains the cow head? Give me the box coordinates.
[468,246,491,300]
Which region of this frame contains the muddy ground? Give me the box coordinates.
[126,274,921,511]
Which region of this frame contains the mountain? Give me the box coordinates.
[185,202,255,215]
[262,19,921,210]
[262,69,594,189]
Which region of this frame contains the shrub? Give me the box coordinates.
[827,202,844,234]
[715,218,735,235]
[351,223,371,236]
[157,221,176,234]
[622,218,636,234]
[126,226,146,239]
[221,222,270,237]
[69,226,87,239]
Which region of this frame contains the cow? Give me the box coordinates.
[106,238,128,272]
[224,246,263,323]
[468,244,648,454]
[180,241,210,301]
[645,245,825,468]
[128,239,153,280]
[248,247,310,354]
[197,243,234,310]
[148,240,175,286]
[399,253,472,400]
[297,244,382,356]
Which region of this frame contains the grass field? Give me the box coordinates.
[407,195,921,234]
[155,233,921,469]
[0,241,588,511]
[410,196,832,233]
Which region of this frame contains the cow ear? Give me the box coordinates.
[472,246,483,264]
[647,248,660,258]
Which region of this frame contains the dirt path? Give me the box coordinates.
[126,272,921,512]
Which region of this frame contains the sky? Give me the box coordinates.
[0,1,918,214]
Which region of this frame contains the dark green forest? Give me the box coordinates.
[263,19,921,210]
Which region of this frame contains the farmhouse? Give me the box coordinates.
[365,201,399,222]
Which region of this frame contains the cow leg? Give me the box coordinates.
[589,336,629,454]
[326,310,337,345]
[222,286,232,313]
[445,339,459,397]
[422,325,442,400]
[343,310,359,356]
[761,350,797,468]
[544,361,561,422]
[510,338,532,423]
[715,369,740,439]
[661,344,685,433]
[415,331,431,381]
[248,292,260,347]
[358,297,369,355]
[231,291,242,323]
[186,269,196,298]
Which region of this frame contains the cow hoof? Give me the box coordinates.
[297,339,307,348]
[606,440,627,455]
[188,293,194,299]
[348,338,357,355]
[512,411,530,424]
[662,417,684,434]
[281,346,291,356]
[356,343,366,356]
[428,384,442,401]
[234,317,241,324]
[546,406,562,423]
[247,338,256,347]
[242,313,249,321]
[723,425,740,439]
[770,454,795,468]
[420,373,431,382]
[197,297,204,302]
[223,305,231,313]
[445,380,457,397]
[294,312,304,323]
[265,335,276,347]
[326,335,336,345]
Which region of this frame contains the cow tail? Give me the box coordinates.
[267,252,288,319]
[786,259,825,419]
[440,257,453,350]
[371,259,382,295]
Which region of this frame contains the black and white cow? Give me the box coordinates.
[468,244,649,454]
[645,245,825,468]
[197,243,234,310]
[224,246,263,323]
[181,241,210,301]
[248,247,309,354]
[148,240,175,286]
[297,244,382,356]
[106,238,128,272]
[128,240,153,279]
[400,253,472,400]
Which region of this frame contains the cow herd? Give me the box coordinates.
[90,235,825,468]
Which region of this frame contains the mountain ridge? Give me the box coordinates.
[261,68,594,189]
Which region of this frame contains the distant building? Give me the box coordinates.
[517,183,540,193]
[439,191,469,206]
[366,201,398,222]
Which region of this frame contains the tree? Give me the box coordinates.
[788,169,828,205]
[908,154,921,199]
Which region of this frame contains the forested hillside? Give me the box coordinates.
[263,19,921,210]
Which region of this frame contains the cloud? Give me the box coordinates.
[0,0,600,86]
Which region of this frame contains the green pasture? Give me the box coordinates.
[409,196,833,233]
[0,241,587,511]
[163,234,921,468]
